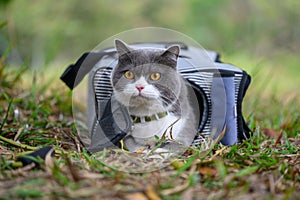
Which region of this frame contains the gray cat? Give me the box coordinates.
[111,39,198,153]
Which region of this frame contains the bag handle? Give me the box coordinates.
[60,51,114,90]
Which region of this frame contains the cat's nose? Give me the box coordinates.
[136,85,144,92]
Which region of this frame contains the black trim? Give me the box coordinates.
[180,68,242,76]
[16,146,54,167]
[215,53,222,63]
[60,51,114,90]
[236,71,252,141]
[99,98,129,143]
[87,98,129,153]
[213,70,236,77]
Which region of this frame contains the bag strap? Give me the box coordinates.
[60,51,115,90]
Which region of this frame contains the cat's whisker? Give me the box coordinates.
[160,96,178,106]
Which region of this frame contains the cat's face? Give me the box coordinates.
[111,40,182,116]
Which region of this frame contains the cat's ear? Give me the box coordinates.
[115,39,132,56]
[162,45,180,61]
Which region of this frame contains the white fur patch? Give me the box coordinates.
[130,113,183,141]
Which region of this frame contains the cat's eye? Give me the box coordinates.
[150,72,161,81]
[124,70,135,79]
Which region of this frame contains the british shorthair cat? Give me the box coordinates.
[111,39,198,153]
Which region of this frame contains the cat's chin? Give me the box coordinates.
[129,95,155,106]
[115,92,155,108]
[132,92,159,99]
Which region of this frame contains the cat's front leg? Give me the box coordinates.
[123,136,148,152]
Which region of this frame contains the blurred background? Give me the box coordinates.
[0,0,299,104]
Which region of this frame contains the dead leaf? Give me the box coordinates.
[66,155,83,181]
[198,166,218,176]
[171,159,185,169]
[124,192,148,200]
[214,146,228,156]
[181,188,193,200]
[162,181,190,195]
[44,147,54,174]
[273,131,283,148]
[243,160,254,166]
[261,128,281,138]
[79,171,104,179]
[135,147,147,154]
[288,137,300,146]
[145,186,162,200]
[182,148,195,157]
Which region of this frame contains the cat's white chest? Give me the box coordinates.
[129,114,183,140]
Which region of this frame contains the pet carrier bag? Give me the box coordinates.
[60,42,251,153]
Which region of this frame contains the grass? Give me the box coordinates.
[0,54,299,200]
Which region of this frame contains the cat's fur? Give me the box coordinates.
[111,39,198,152]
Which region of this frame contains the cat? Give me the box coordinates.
[111,39,198,154]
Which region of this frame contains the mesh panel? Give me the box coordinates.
[93,67,113,101]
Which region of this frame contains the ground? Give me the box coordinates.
[0,62,299,200]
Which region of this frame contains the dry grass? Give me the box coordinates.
[0,63,299,199]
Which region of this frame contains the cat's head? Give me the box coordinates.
[111,39,182,116]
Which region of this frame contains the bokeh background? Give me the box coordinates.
[0,0,299,104]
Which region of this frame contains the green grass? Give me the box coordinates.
[0,55,299,199]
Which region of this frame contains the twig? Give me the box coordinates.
[0,135,74,156]
[0,98,13,131]
[160,118,180,141]
[273,130,283,148]
[162,180,190,195]
[14,127,25,141]
[0,135,38,150]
